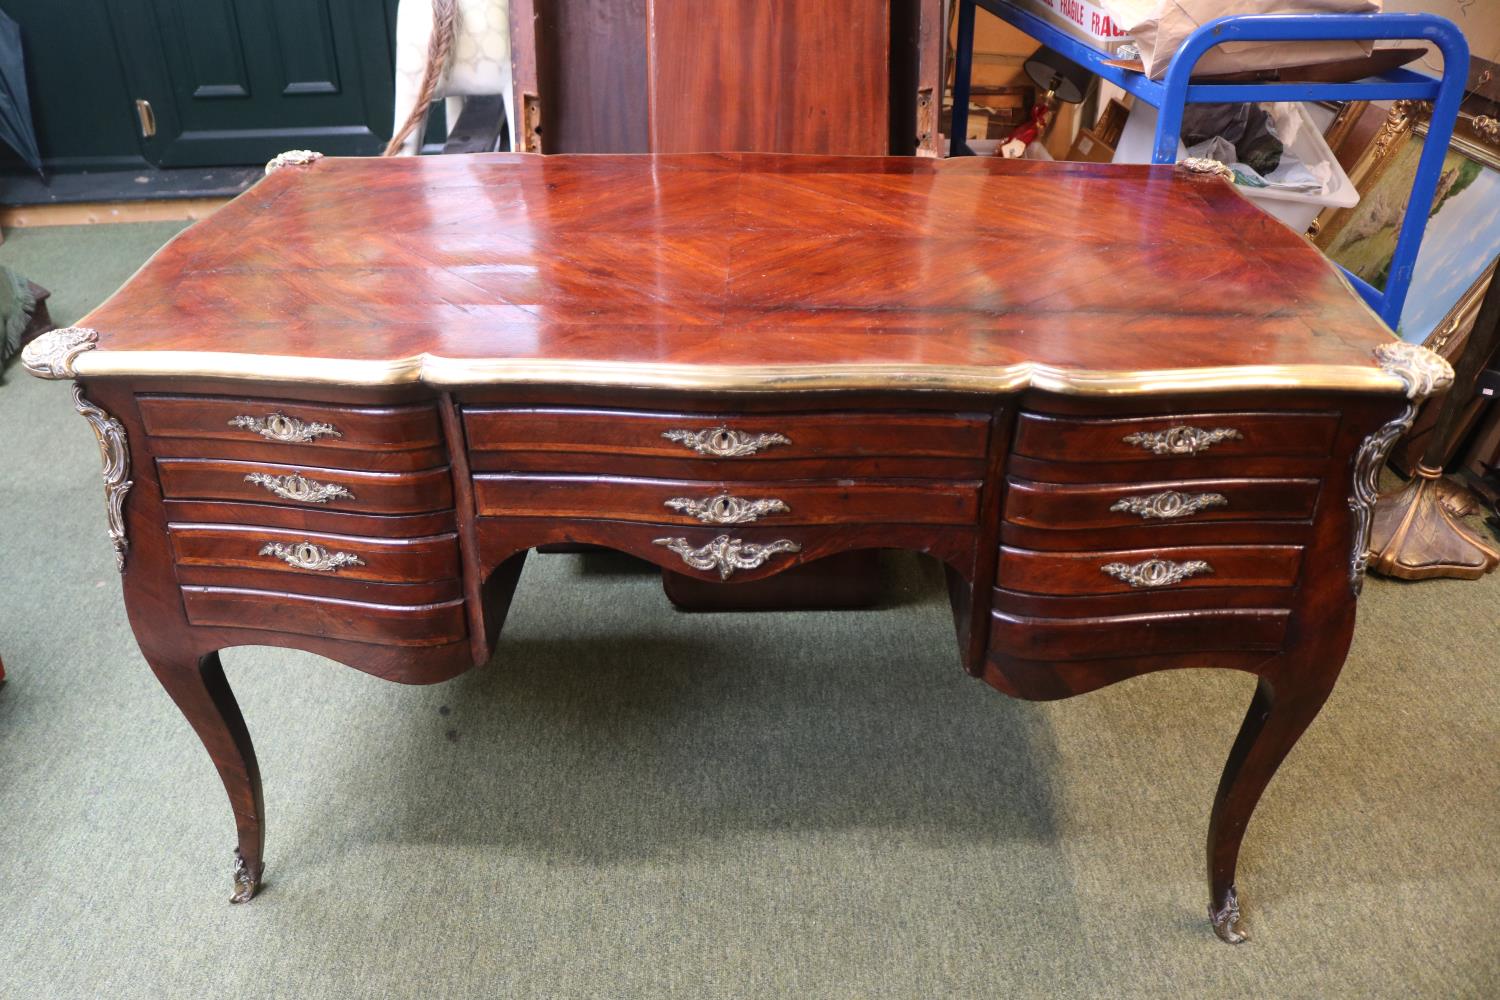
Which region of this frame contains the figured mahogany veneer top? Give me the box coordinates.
[75,153,1404,395]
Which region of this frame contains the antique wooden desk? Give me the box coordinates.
[24,152,1450,943]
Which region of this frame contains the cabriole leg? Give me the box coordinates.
[144,649,265,903]
[1207,672,1336,944]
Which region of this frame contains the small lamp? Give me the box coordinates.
[1000,47,1094,158]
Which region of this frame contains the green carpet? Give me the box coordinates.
[0,222,1496,999]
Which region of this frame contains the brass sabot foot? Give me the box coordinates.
[230,849,263,904]
[1209,885,1248,944]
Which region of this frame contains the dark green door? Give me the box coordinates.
[111,0,399,166]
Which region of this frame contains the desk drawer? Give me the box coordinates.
[139,395,442,460]
[472,474,979,526]
[463,407,989,472]
[990,608,1289,661]
[1013,411,1337,464]
[169,524,460,584]
[182,586,467,647]
[158,459,453,515]
[1004,477,1320,530]
[999,544,1302,596]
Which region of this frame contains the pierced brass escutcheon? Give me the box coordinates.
[663,493,790,525]
[244,471,354,504]
[259,541,365,573]
[1123,426,1242,456]
[1110,490,1228,521]
[229,412,342,444]
[1100,558,1212,588]
[661,426,791,458]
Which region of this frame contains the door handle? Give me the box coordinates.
[135,99,157,138]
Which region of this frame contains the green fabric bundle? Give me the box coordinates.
[0,262,38,364]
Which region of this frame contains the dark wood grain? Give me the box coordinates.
[157,459,453,514]
[472,474,979,525]
[648,1,890,154]
[76,156,1399,381]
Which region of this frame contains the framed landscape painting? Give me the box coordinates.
[1313,101,1500,347]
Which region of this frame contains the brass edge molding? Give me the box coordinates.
[66,350,1414,398]
[21,327,99,379]
[71,386,132,572]
[1348,341,1456,593]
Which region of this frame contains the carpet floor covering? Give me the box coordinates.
[0,221,1496,999]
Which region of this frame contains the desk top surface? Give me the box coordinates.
[63,152,1412,395]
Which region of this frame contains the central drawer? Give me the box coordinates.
[472,474,980,526]
[463,406,990,479]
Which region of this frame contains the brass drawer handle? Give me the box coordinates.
[664,493,790,525]
[1101,558,1212,588]
[1110,490,1227,521]
[259,541,365,573]
[244,472,354,504]
[661,426,790,458]
[653,534,801,579]
[1122,426,1242,456]
[229,412,342,444]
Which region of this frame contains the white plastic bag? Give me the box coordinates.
[1100,0,1381,79]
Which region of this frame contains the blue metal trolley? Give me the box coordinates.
[949,3,1470,331]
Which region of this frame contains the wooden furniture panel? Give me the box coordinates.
[181,587,468,647]
[647,0,891,154]
[463,407,990,463]
[534,0,650,153]
[167,523,461,584]
[161,500,456,539]
[139,395,442,455]
[1003,477,1322,530]
[990,608,1291,660]
[998,545,1304,596]
[1012,411,1340,465]
[157,458,454,515]
[23,154,1448,946]
[472,474,980,525]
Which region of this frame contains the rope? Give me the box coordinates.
[384,0,459,155]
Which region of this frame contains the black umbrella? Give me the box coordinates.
[0,8,42,177]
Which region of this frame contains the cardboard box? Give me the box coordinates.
[1008,0,1135,56]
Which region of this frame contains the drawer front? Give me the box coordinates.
[139,396,442,454]
[999,544,1302,596]
[169,524,460,584]
[1003,477,1320,530]
[991,608,1289,661]
[158,459,453,515]
[464,408,990,464]
[472,474,980,526]
[182,586,467,647]
[1012,411,1338,464]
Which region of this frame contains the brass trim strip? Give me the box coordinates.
[61,349,1413,398]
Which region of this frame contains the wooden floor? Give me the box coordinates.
[0,197,228,229]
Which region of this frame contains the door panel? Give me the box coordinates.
[270,0,341,95]
[111,0,401,167]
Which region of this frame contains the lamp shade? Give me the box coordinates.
[1022,47,1093,105]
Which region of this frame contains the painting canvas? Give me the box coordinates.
[1320,139,1500,344]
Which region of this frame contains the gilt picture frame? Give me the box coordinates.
[1311,100,1500,347]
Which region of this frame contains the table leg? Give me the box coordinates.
[1206,669,1337,943]
[145,648,265,903]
